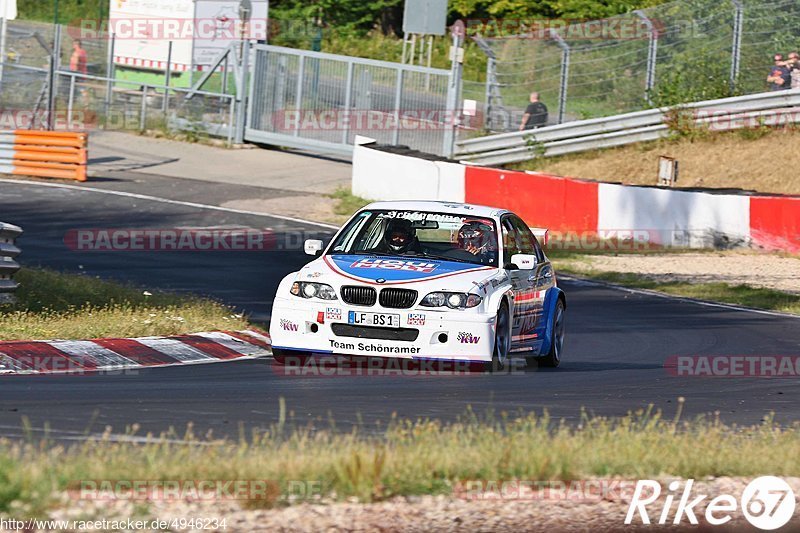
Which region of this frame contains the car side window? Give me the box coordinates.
[501,217,522,263]
[509,216,542,259]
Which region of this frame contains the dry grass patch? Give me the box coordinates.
[0,268,250,340]
[514,129,800,195]
[1,407,799,516]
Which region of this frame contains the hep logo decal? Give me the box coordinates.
[350,259,437,273]
[457,332,480,344]
[407,313,426,326]
[279,319,299,332]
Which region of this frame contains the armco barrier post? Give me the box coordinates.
[0,223,22,304]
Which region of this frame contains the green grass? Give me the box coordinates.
[1,405,798,516]
[0,268,250,340]
[556,265,800,315]
[328,187,371,217]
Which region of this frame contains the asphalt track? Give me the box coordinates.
[1,176,799,440]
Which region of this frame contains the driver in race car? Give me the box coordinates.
[376,217,422,255]
[457,221,497,265]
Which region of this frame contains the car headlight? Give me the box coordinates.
[291,282,337,300]
[420,292,482,309]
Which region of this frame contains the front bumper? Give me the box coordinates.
[269,297,496,362]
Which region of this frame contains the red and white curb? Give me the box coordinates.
[0,330,271,375]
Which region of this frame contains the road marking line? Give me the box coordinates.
[0,177,339,229]
[560,275,800,319]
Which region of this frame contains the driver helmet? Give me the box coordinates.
[457,221,495,253]
[384,218,415,253]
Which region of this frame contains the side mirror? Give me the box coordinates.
[304,239,324,256]
[510,253,537,270]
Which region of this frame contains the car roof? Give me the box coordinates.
[360,200,509,219]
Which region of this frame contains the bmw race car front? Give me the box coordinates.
[269,257,510,363]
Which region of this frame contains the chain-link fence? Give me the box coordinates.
[0,20,238,141]
[477,0,800,132]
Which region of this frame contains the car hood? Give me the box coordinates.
[298,254,497,291]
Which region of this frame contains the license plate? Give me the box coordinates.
[348,311,400,328]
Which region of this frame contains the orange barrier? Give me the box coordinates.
[0,130,88,182]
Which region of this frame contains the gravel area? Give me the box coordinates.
[566,252,800,295]
[12,477,796,532]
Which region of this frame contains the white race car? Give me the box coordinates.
[269,201,566,370]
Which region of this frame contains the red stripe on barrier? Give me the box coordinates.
[93,338,181,366]
[464,167,598,232]
[750,196,800,253]
[0,342,90,372]
[170,336,244,360]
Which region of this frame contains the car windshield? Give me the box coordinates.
[329,210,499,267]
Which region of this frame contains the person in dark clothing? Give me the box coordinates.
[519,92,548,130]
[767,54,791,91]
[373,218,422,255]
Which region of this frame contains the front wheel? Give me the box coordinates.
[535,298,565,368]
[486,302,511,372]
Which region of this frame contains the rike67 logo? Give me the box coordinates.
[625,477,796,530]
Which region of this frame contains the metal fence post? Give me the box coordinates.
[443,32,464,158]
[341,61,354,144]
[47,24,63,130]
[67,73,75,129]
[0,16,7,92]
[485,57,496,131]
[234,41,250,144]
[163,41,173,116]
[392,68,403,145]
[730,0,744,92]
[104,33,115,127]
[634,10,658,105]
[140,85,148,131]
[293,54,305,137]
[550,30,570,125]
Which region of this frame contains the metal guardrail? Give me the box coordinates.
[0,222,22,302]
[456,90,800,166]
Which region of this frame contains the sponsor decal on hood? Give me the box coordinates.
[325,255,492,284]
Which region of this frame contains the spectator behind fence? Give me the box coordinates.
[70,39,88,75]
[519,92,548,131]
[767,54,791,90]
[788,52,800,89]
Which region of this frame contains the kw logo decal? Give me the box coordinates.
[457,332,480,344]
[280,319,299,332]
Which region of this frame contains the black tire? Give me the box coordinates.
[485,301,511,373]
[536,298,565,368]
